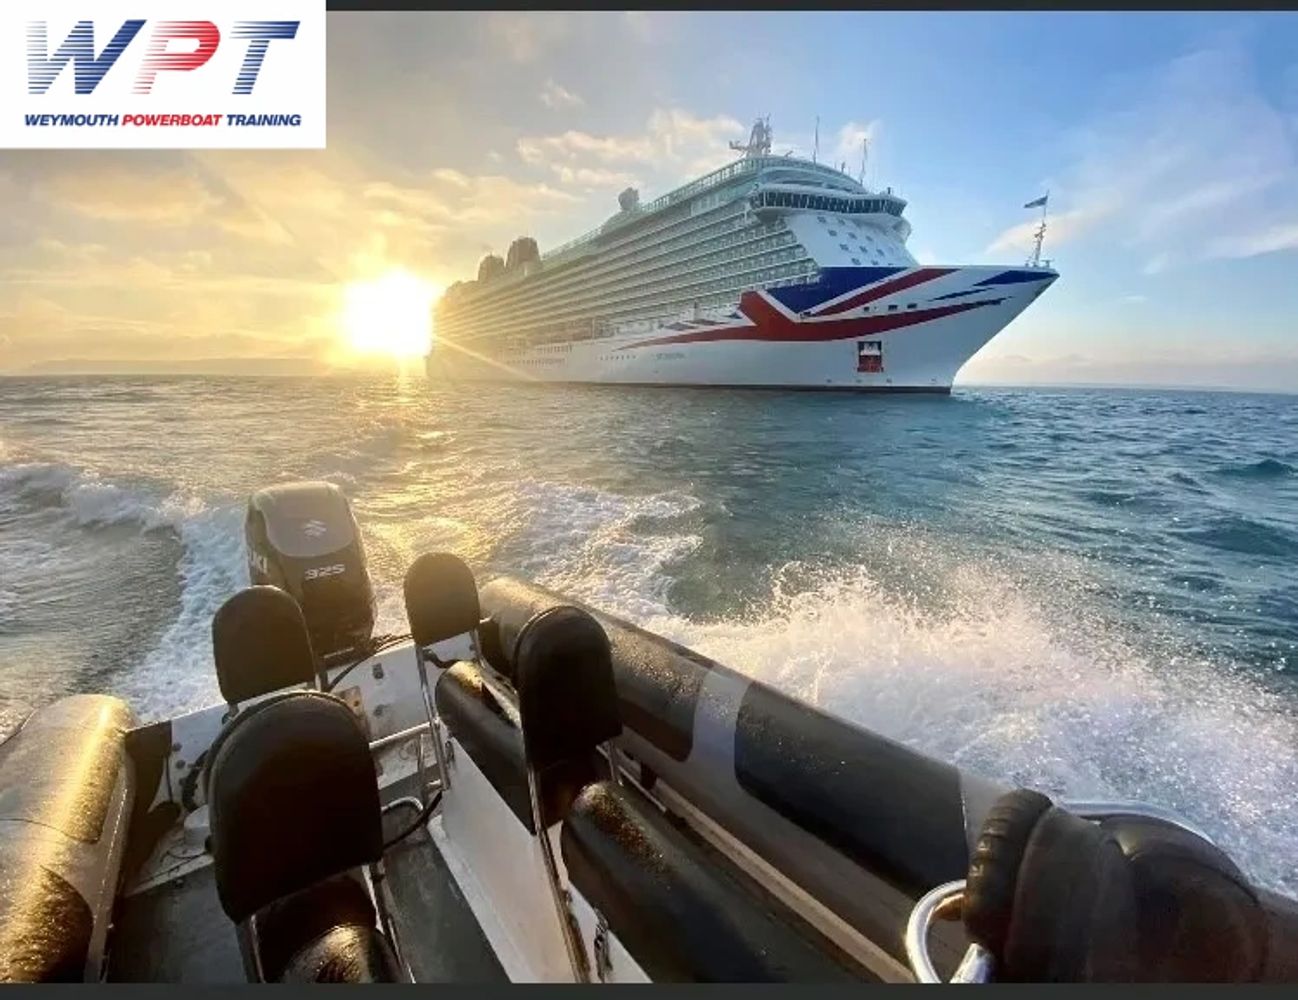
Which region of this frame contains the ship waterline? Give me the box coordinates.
[428,119,1057,391]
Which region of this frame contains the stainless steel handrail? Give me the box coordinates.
[904,880,994,984]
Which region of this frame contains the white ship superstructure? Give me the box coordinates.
[427,118,1057,391]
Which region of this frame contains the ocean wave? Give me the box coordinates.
[1211,458,1296,480]
[0,455,241,721]
[494,479,703,622]
[644,553,1298,895]
[0,460,191,532]
[1176,515,1298,558]
[113,502,244,722]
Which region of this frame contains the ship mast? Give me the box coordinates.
[730,116,773,158]
[1025,191,1050,267]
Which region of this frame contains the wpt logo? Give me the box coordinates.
[26,20,299,96]
[2,0,324,149]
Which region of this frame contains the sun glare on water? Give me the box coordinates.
[340,271,439,361]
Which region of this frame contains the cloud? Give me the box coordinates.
[986,204,1114,257]
[539,79,584,109]
[983,41,1298,269]
[518,129,656,166]
[1206,222,1298,260]
[36,165,219,225]
[832,120,879,174]
[516,108,744,188]
[363,169,581,227]
[550,165,638,188]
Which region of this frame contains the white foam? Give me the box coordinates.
[0,460,183,532]
[499,478,702,622]
[492,479,1298,893]
[1,456,244,721]
[644,555,1298,895]
[111,500,246,721]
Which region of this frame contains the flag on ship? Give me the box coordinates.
[1024,195,1048,209]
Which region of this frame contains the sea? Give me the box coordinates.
[1,375,1295,893]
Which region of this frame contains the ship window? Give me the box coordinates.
[828,230,837,236]
[888,304,898,311]
[839,243,850,251]
[906,303,917,310]
[851,257,861,265]
[817,215,827,224]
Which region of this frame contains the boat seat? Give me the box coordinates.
[211,585,319,707]
[434,661,601,833]
[256,874,399,984]
[561,780,859,982]
[403,552,484,662]
[207,690,401,983]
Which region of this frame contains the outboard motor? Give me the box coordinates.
[245,481,375,665]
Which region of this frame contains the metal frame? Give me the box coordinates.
[410,627,486,800]
[525,762,592,982]
[235,917,266,983]
[903,880,993,984]
[412,645,452,799]
[366,860,416,983]
[236,868,412,983]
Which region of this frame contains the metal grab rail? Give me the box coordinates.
[903,880,993,984]
[369,722,430,754]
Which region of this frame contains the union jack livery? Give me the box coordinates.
[428,118,1057,392]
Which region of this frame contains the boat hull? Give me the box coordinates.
[426,265,1057,391]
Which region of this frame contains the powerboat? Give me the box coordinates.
[1,480,1293,983]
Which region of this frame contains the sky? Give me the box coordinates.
[2,10,1298,389]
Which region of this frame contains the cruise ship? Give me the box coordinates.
[426,118,1057,392]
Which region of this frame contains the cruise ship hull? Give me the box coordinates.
[427,265,1057,392]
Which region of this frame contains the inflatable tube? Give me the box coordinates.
[0,695,136,982]
[480,577,1006,974]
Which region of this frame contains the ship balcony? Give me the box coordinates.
[749,184,906,219]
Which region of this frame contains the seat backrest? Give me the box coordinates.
[208,691,383,923]
[433,606,623,834]
[514,606,622,784]
[402,552,481,658]
[211,586,318,705]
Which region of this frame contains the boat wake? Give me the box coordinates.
[2,448,1295,895]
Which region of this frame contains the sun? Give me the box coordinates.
[340,271,439,360]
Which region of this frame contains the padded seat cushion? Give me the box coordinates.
[560,782,859,982]
[434,662,599,833]
[208,691,383,922]
[279,924,403,983]
[254,874,380,981]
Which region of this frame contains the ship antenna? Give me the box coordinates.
[858,135,868,187]
[813,115,819,164]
